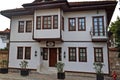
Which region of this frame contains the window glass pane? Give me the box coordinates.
[69,48,76,61]
[18,21,24,33]
[78,18,85,31]
[94,48,103,62]
[69,18,76,31]
[25,47,31,59]
[17,47,23,59]
[43,16,51,29]
[26,21,32,32]
[93,17,104,36]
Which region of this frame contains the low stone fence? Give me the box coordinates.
[109,48,120,77]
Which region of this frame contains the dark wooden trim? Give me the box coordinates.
[92,16,105,36]
[10,41,38,43]
[68,18,76,31]
[107,43,110,75]
[78,47,87,62]
[17,47,23,59]
[94,47,103,62]
[8,67,36,71]
[25,47,31,60]
[78,17,86,31]
[53,15,58,29]
[68,47,77,62]
[26,20,32,32]
[18,21,24,33]
[33,38,63,42]
[43,16,52,29]
[36,16,41,29]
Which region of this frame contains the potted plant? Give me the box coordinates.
[93,62,104,80]
[55,62,65,79]
[0,60,8,74]
[19,60,29,76]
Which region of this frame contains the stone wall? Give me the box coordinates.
[109,48,120,77]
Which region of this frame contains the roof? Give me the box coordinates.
[0,0,117,24]
[0,28,10,34]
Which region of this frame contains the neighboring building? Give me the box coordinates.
[1,0,117,74]
[0,28,10,49]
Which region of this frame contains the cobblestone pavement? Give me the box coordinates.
[0,72,96,80]
[0,72,119,80]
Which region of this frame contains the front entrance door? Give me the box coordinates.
[49,48,57,67]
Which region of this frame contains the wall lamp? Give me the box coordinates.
[64,51,66,58]
[35,51,37,57]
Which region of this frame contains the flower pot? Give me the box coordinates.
[20,69,29,76]
[57,72,65,79]
[0,68,8,74]
[96,74,104,80]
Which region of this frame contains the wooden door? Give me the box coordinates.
[49,48,57,67]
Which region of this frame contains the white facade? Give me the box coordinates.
[8,9,109,74]
[1,0,116,75]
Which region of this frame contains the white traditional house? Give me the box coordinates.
[1,0,117,74]
[0,28,10,49]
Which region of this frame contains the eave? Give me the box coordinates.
[0,8,34,18]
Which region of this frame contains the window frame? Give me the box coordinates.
[68,18,76,31]
[53,15,58,29]
[18,21,24,33]
[25,47,31,60]
[78,17,86,31]
[36,16,41,29]
[43,16,52,29]
[26,20,32,32]
[43,48,48,60]
[17,47,23,59]
[68,47,76,61]
[78,47,87,62]
[94,47,103,62]
[93,16,104,36]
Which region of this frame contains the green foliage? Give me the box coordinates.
[109,17,120,57]
[0,47,8,51]
[93,62,104,74]
[0,60,8,68]
[55,62,64,73]
[19,60,28,69]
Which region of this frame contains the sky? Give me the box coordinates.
[0,0,119,31]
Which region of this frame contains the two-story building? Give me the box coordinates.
[0,0,117,74]
[0,28,10,49]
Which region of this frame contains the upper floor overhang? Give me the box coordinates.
[0,1,117,24]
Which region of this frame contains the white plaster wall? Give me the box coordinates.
[9,42,41,69]
[10,15,34,41]
[0,38,6,49]
[63,10,107,41]
[34,8,61,39]
[62,42,109,74]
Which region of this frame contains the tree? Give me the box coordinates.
[109,17,120,57]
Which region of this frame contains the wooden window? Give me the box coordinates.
[43,16,51,29]
[53,15,58,29]
[58,48,62,61]
[18,21,24,33]
[68,18,76,31]
[78,17,86,31]
[94,48,103,62]
[17,47,23,59]
[93,16,104,36]
[26,21,32,32]
[69,47,76,61]
[43,48,48,60]
[79,48,87,62]
[36,16,41,29]
[25,47,31,59]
